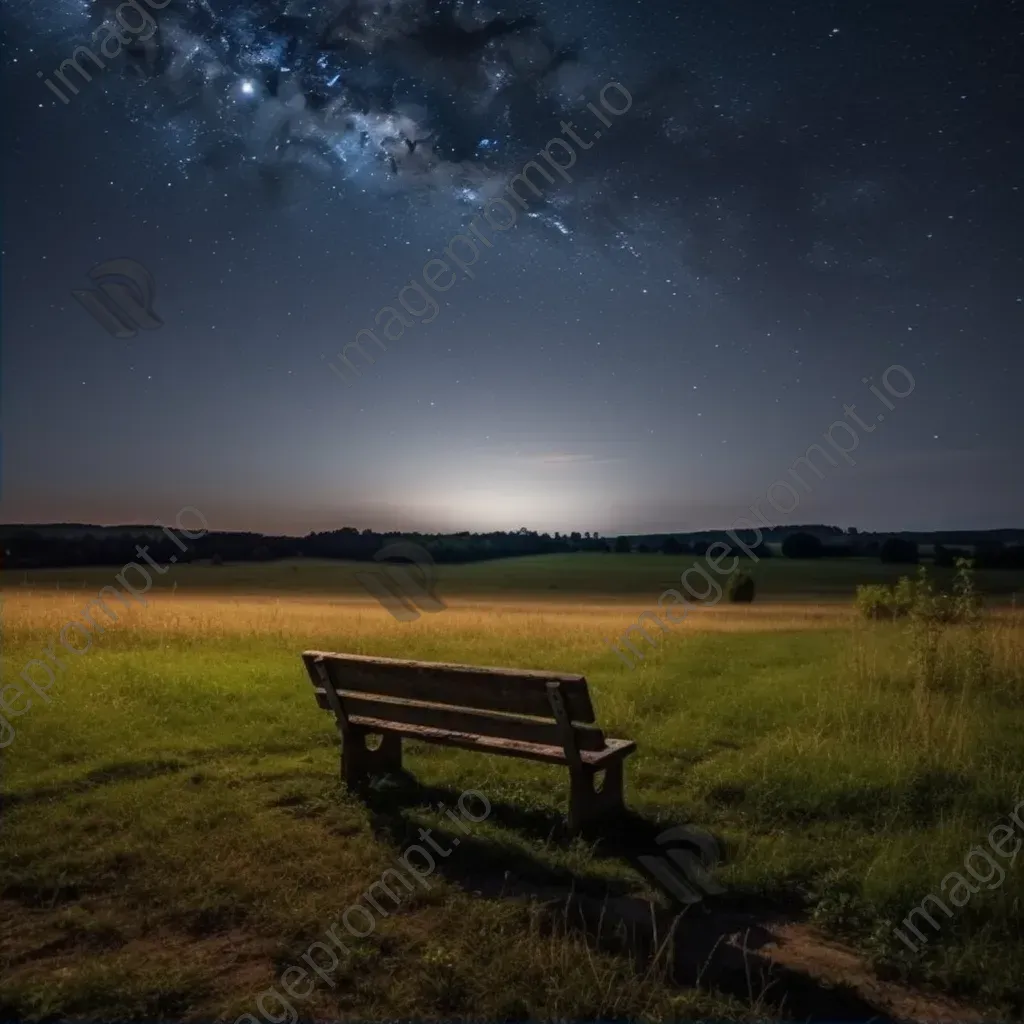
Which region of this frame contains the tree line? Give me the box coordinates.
[1,527,611,570]
[4,525,1022,571]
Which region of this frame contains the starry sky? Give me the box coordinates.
[2,0,1022,536]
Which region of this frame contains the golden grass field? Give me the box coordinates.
[2,556,1024,1021]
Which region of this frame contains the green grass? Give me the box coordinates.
[2,555,1023,1020]
[8,552,1024,599]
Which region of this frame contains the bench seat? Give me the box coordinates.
[346,715,637,766]
[302,650,637,834]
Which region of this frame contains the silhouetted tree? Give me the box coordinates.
[614,536,632,553]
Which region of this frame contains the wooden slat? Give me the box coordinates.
[302,651,595,722]
[312,656,349,737]
[546,680,583,769]
[344,717,637,767]
[311,691,607,750]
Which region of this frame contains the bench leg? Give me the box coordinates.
[342,730,403,790]
[567,759,626,835]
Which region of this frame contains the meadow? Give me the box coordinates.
[2,554,1023,1021]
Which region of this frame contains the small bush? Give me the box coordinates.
[855,561,981,625]
[854,575,918,619]
[726,571,756,603]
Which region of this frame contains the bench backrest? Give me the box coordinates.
[302,650,607,751]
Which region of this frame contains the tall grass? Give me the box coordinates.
[846,563,1023,766]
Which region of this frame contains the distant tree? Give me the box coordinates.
[847,526,859,536]
[210,553,224,566]
[614,536,632,554]
[879,537,919,564]
[781,532,824,559]
[934,543,955,568]
[661,536,684,555]
[972,542,1024,569]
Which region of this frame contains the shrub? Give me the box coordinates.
[855,561,982,625]
[613,536,631,554]
[855,578,916,620]
[781,532,823,559]
[879,537,919,564]
[726,570,756,603]
[906,560,988,695]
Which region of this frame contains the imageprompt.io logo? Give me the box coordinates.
[637,825,726,906]
[73,258,163,338]
[355,541,446,623]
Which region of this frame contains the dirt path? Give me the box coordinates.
[474,870,986,1023]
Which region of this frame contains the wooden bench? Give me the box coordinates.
[301,650,637,834]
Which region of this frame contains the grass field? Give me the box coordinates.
[2,555,1023,1021]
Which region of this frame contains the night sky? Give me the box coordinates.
[2,0,1022,536]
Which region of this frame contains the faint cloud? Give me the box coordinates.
[538,452,597,464]
[511,451,624,466]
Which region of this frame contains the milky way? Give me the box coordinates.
[30,0,915,267]
[71,0,639,240]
